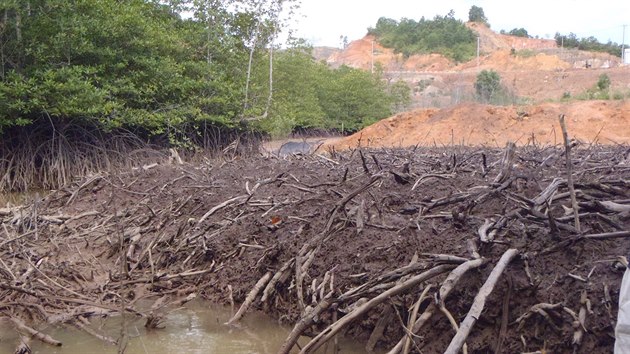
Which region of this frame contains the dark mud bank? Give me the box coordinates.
[1,145,629,353]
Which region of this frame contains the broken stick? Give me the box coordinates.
[300,264,455,354]
[558,114,580,232]
[444,248,519,354]
[226,271,272,325]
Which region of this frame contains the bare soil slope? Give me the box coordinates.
[326,100,630,150]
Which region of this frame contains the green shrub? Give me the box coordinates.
[468,6,489,26]
[597,74,611,91]
[474,70,502,102]
[513,49,536,58]
[368,12,476,62]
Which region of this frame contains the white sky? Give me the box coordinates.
[289,0,629,48]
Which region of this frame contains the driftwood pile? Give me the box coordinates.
[1,140,629,353]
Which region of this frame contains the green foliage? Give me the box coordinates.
[474,70,519,105]
[555,32,622,57]
[368,13,476,62]
[468,6,489,26]
[0,0,249,136]
[475,70,501,102]
[0,0,394,142]
[248,47,394,136]
[563,74,629,102]
[504,28,530,38]
[597,74,611,91]
[389,80,412,112]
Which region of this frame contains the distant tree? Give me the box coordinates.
[340,35,349,49]
[554,32,622,57]
[474,70,502,102]
[468,6,489,26]
[597,74,611,91]
[508,28,530,38]
[367,14,476,62]
[389,80,411,112]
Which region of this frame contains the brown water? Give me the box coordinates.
[0,303,369,354]
[0,190,44,207]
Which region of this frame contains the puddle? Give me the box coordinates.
[0,190,46,207]
[0,303,371,354]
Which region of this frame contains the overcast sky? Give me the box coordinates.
[289,0,629,48]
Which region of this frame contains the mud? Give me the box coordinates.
[1,145,629,353]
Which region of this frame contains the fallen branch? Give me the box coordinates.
[226,271,272,325]
[197,195,247,225]
[386,258,486,354]
[278,292,334,354]
[403,285,432,354]
[10,317,62,347]
[300,264,455,354]
[444,248,519,354]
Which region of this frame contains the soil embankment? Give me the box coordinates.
[326,100,630,150]
[1,145,630,353]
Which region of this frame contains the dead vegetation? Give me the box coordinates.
[1,140,629,353]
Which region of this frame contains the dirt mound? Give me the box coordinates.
[326,100,630,150]
[1,145,629,353]
[466,22,557,52]
[456,49,570,72]
[325,35,456,72]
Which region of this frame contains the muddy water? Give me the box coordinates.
[0,303,370,354]
[0,190,45,207]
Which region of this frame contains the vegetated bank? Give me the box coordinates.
[1,143,629,353]
[0,0,405,193]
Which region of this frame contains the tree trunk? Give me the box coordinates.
[262,36,274,119]
[242,28,258,113]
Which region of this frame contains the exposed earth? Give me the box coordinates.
[1,145,629,353]
[325,100,630,150]
[312,23,630,151]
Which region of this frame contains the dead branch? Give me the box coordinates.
[558,114,580,232]
[492,142,516,185]
[444,248,519,354]
[73,317,118,345]
[226,271,272,325]
[403,285,432,354]
[197,195,247,225]
[14,334,31,354]
[10,317,62,347]
[299,264,455,354]
[278,292,334,354]
[366,305,395,353]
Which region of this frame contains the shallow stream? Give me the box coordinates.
[0,303,369,354]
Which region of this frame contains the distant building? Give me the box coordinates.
[625,48,630,65]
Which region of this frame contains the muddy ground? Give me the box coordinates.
[1,144,630,353]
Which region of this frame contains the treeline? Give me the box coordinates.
[248,46,399,136]
[555,32,623,57]
[500,28,530,38]
[0,0,403,143]
[367,11,476,62]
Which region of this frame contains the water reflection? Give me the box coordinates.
[0,303,371,354]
